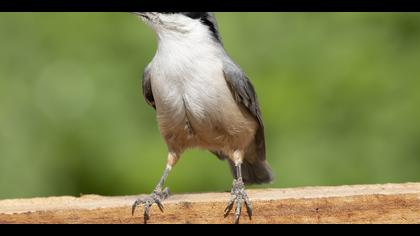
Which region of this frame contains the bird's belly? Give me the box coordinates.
[153,74,257,152]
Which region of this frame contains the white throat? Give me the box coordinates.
[154,21,221,57]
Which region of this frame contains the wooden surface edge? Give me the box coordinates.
[1,183,420,224]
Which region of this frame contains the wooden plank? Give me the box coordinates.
[0,183,419,224]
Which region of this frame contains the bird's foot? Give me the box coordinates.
[132,187,170,223]
[224,179,253,224]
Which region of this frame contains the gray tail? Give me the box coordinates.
[228,159,274,185]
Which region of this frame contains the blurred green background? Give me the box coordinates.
[1,13,420,200]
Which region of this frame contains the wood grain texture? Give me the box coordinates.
[1,183,420,224]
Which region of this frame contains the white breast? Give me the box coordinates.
[146,24,258,152]
[150,33,231,123]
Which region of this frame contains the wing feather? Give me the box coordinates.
[142,66,156,110]
[215,58,266,161]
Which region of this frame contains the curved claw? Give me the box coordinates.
[155,198,165,213]
[132,199,144,216]
[132,189,170,223]
[224,198,235,218]
[144,204,150,222]
[234,199,242,224]
[244,195,253,220]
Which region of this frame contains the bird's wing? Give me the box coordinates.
[142,66,156,110]
[221,58,266,161]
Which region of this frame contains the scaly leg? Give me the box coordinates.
[224,152,253,224]
[132,152,178,223]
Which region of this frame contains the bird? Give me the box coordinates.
[131,12,274,224]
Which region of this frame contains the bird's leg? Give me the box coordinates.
[224,151,253,224]
[132,167,171,221]
[132,152,179,223]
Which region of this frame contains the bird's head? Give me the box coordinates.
[133,12,220,42]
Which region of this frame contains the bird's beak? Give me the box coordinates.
[131,12,151,21]
[131,12,145,16]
